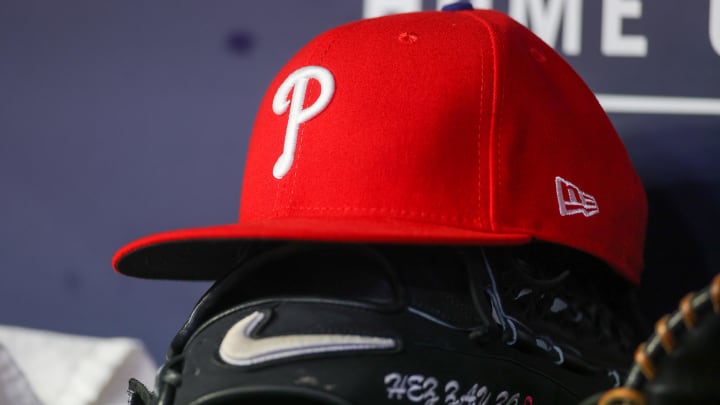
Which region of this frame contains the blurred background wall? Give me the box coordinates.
[1,0,719,362]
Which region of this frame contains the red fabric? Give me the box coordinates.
[113,10,647,283]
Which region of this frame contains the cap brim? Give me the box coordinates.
[113,218,532,279]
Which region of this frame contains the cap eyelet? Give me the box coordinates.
[398,32,419,44]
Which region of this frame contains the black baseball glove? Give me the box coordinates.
[129,242,646,405]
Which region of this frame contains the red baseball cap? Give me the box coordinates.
[113,7,647,283]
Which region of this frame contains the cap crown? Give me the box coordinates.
[239,10,647,282]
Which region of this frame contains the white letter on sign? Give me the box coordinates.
[508,0,583,56]
[363,0,421,18]
[711,0,720,56]
[272,66,334,180]
[601,0,648,57]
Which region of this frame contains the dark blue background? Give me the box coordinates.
[1,0,718,362]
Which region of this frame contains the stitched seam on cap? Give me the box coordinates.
[476,15,486,231]
[285,32,343,213]
[466,12,500,232]
[290,206,482,225]
[272,126,282,215]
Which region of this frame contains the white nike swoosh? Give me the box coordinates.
[218,310,396,366]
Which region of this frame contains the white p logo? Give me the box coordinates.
[272,66,335,179]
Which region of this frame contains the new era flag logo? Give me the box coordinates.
[555,176,599,217]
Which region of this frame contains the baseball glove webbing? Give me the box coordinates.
[592,273,720,405]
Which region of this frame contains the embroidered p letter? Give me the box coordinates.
[272,66,335,179]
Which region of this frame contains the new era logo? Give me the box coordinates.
[555,176,599,217]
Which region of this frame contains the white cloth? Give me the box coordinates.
[0,342,42,405]
[0,325,157,405]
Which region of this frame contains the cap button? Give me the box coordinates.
[441,1,474,11]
